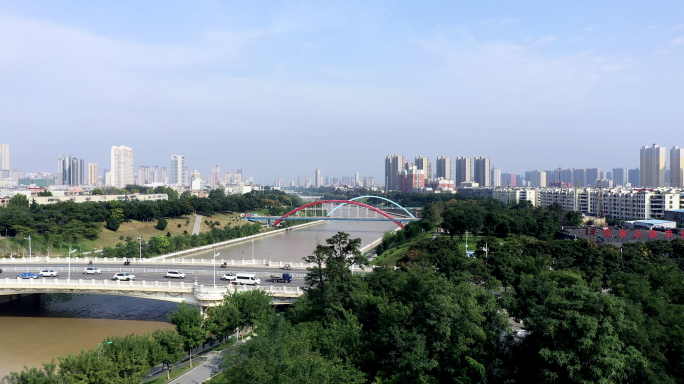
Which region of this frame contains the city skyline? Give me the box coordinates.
[2,2,684,181]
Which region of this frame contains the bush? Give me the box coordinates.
[156,218,168,230]
[106,216,121,231]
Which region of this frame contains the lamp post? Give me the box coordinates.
[68,249,77,280]
[98,341,113,360]
[24,235,32,262]
[213,251,220,288]
[137,236,143,262]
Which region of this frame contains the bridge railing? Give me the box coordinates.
[0,257,319,269]
[0,266,308,278]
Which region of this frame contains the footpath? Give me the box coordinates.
[169,351,222,384]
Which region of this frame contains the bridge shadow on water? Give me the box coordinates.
[0,293,180,322]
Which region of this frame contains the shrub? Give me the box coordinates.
[106,216,121,231]
[156,218,168,230]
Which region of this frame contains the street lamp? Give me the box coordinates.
[24,235,32,262]
[213,251,220,288]
[137,236,143,262]
[68,249,77,280]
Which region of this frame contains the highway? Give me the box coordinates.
[0,264,307,289]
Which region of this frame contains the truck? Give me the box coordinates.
[270,273,293,283]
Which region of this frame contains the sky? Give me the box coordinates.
[1,0,684,184]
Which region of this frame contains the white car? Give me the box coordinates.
[113,273,135,281]
[83,267,103,275]
[220,273,237,283]
[166,270,186,279]
[39,269,59,277]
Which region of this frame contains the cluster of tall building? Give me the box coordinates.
[282,170,369,189]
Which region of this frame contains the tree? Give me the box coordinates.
[91,189,104,195]
[105,215,121,231]
[151,329,185,380]
[168,302,206,367]
[37,190,53,197]
[207,300,241,343]
[7,194,29,208]
[156,218,168,230]
[227,290,273,340]
[2,362,60,384]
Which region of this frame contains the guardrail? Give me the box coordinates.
[0,278,305,295]
[0,266,307,278]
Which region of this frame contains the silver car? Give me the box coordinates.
[112,273,135,281]
[166,270,186,279]
[39,269,59,277]
[84,267,103,275]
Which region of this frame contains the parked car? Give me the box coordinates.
[220,273,237,283]
[83,267,103,275]
[112,273,135,281]
[18,272,40,279]
[235,273,261,286]
[39,269,59,277]
[166,270,186,279]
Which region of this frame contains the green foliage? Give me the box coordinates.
[151,329,185,380]
[155,217,168,230]
[1,361,59,384]
[105,215,121,231]
[168,302,206,366]
[91,189,104,195]
[7,194,29,208]
[37,190,53,197]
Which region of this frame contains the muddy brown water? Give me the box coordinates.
[0,294,177,379]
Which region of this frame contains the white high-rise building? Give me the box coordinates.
[415,156,432,179]
[171,155,187,186]
[111,145,134,188]
[473,157,491,186]
[160,167,169,184]
[385,154,405,191]
[491,168,502,187]
[436,156,452,180]
[234,170,242,184]
[612,168,627,187]
[315,169,322,187]
[455,157,472,185]
[211,165,221,186]
[671,146,683,188]
[529,170,547,187]
[640,144,666,187]
[88,163,99,185]
[224,172,232,184]
[0,144,9,170]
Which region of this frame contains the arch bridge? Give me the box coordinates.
[245,198,419,228]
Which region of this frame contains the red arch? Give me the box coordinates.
[273,200,404,228]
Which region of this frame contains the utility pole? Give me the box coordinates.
[24,235,32,262]
[213,251,220,288]
[137,236,143,261]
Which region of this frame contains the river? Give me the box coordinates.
[0,219,395,378]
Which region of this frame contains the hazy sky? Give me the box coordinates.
[2,1,684,183]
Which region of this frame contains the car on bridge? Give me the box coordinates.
[83,267,102,275]
[39,269,59,277]
[18,272,40,279]
[220,273,237,284]
[235,273,261,286]
[166,270,186,279]
[112,272,135,281]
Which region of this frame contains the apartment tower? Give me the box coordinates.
[435,156,452,180]
[455,157,472,185]
[111,145,134,188]
[0,144,9,170]
[88,163,99,185]
[385,154,405,191]
[640,144,666,187]
[473,157,491,186]
[671,147,683,187]
[170,155,187,186]
[415,156,432,179]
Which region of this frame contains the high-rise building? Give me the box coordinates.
[385,154,405,191]
[491,168,502,187]
[88,163,99,185]
[363,177,374,188]
[315,169,322,187]
[137,166,150,185]
[572,168,587,187]
[473,157,491,186]
[415,156,432,180]
[110,145,134,188]
[435,156,452,180]
[628,168,640,187]
[671,146,683,187]
[354,172,360,187]
[612,168,627,186]
[455,157,472,185]
[561,169,574,185]
[0,144,9,170]
[211,165,221,186]
[397,166,425,192]
[57,155,70,185]
[234,169,242,184]
[160,167,169,184]
[586,168,601,187]
[502,172,517,187]
[529,170,547,187]
[225,172,232,184]
[170,155,187,186]
[640,144,666,187]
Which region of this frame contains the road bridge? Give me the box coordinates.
[0,278,303,312]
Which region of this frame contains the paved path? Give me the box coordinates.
[171,351,223,384]
[192,215,203,235]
